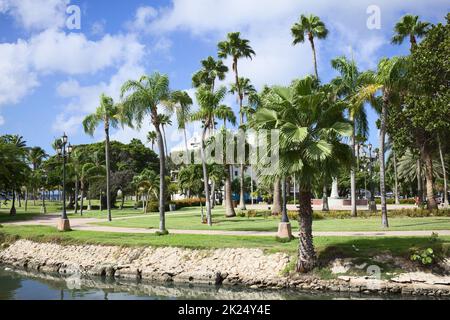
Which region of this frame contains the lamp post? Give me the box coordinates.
[56,133,73,231]
[368,144,377,212]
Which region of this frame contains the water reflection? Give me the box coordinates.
[0,267,443,300]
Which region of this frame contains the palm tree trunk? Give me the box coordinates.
[74,179,79,214]
[393,150,400,205]
[155,124,167,232]
[417,159,423,203]
[297,189,316,273]
[272,178,282,215]
[18,193,22,208]
[24,190,28,212]
[200,126,212,226]
[87,189,92,211]
[379,96,389,228]
[308,35,319,79]
[225,165,236,217]
[350,122,357,217]
[210,180,216,209]
[80,183,84,216]
[281,177,289,223]
[322,183,329,212]
[10,189,17,216]
[423,148,438,210]
[162,125,169,160]
[438,136,448,207]
[184,128,190,164]
[33,188,36,206]
[105,123,112,222]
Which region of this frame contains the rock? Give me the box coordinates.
[331,259,354,274]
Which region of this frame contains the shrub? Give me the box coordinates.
[172,198,206,209]
[410,248,435,265]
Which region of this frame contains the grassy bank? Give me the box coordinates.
[1,225,449,259]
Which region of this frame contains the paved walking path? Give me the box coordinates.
[3,213,450,238]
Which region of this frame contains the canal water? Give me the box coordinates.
[0,267,443,300]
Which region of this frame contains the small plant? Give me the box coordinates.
[429,232,439,243]
[236,210,246,218]
[410,248,435,265]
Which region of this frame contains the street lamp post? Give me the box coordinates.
[56,133,73,231]
[40,172,48,214]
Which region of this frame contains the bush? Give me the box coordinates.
[155,230,170,236]
[375,198,416,205]
[410,248,435,265]
[172,198,206,210]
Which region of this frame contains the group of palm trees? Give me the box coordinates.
[76,13,448,272]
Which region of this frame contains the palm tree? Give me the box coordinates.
[252,76,352,272]
[355,57,408,227]
[392,15,430,50]
[120,73,173,233]
[331,56,373,217]
[83,94,124,222]
[147,131,157,151]
[218,32,255,210]
[27,147,48,205]
[137,169,159,213]
[291,14,329,79]
[158,114,172,160]
[171,90,193,163]
[192,56,229,92]
[79,162,105,215]
[191,85,228,226]
[437,135,449,208]
[215,106,237,217]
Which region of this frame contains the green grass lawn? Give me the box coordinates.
[91,207,450,232]
[1,225,448,258]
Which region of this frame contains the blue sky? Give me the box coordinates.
[0,0,448,154]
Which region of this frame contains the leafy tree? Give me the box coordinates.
[388,18,450,210]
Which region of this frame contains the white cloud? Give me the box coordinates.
[91,20,106,36]
[127,6,158,32]
[0,0,69,31]
[0,115,4,126]
[0,39,39,105]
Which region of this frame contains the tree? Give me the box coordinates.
[392,15,430,50]
[389,19,450,210]
[27,147,48,205]
[178,165,206,222]
[252,77,352,272]
[121,73,173,233]
[218,32,255,210]
[147,131,157,151]
[171,90,193,162]
[331,56,374,217]
[355,57,408,227]
[191,85,228,226]
[291,14,329,79]
[192,56,229,92]
[83,94,125,222]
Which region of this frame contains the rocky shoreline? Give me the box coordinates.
[1,240,450,298]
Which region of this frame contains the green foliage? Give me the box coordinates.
[155,230,170,236]
[410,248,435,265]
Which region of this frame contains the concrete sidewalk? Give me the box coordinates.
[3,213,449,238]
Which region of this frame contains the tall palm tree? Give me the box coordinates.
[192,56,229,92]
[355,57,408,227]
[27,147,48,205]
[216,106,237,217]
[191,85,228,226]
[392,15,430,50]
[120,73,173,233]
[331,56,373,217]
[147,131,157,151]
[83,94,124,222]
[171,90,193,163]
[291,14,329,79]
[252,76,352,272]
[218,32,255,210]
[230,78,257,123]
[158,114,172,160]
